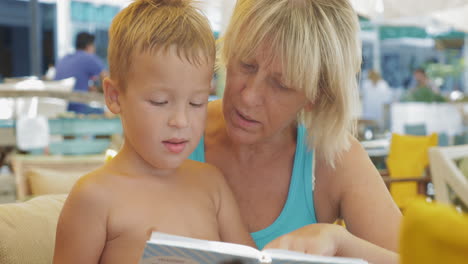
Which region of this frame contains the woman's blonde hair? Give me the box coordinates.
[108,0,215,89]
[221,0,362,167]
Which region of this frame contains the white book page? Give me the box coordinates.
[149,232,261,260]
[262,249,368,264]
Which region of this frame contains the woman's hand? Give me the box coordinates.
[264,223,399,264]
[263,224,347,256]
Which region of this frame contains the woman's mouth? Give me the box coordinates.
[234,109,260,128]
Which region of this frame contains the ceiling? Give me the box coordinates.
[351,0,468,32]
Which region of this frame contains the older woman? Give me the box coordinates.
[190,0,400,263]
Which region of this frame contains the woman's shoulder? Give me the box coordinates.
[207,99,223,121]
[314,135,373,212]
[315,135,369,184]
[318,135,367,170]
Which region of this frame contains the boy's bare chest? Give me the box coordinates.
[99,185,220,263]
[111,185,219,236]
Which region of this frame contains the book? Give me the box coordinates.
[140,232,369,264]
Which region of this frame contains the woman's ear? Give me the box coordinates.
[103,77,121,114]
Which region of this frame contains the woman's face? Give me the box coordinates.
[223,50,310,145]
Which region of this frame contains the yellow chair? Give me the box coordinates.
[400,199,468,264]
[386,133,438,209]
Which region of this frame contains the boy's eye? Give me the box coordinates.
[149,100,168,106]
[190,102,205,107]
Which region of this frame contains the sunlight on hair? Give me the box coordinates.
[108,0,215,89]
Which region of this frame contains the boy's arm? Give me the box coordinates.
[53,177,108,264]
[213,169,256,248]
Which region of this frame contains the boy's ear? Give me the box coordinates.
[103,77,121,114]
[304,100,313,112]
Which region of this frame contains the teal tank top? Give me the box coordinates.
[188,125,317,249]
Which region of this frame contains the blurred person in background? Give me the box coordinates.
[55,32,108,114]
[402,68,444,102]
[360,69,392,130]
[412,68,437,92]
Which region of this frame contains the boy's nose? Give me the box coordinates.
[168,107,189,128]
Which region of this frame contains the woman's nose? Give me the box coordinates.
[241,74,264,106]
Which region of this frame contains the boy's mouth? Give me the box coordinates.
[163,138,188,154]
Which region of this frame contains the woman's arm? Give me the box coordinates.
[337,136,401,252]
[264,223,398,264]
[337,228,398,264]
[265,136,401,264]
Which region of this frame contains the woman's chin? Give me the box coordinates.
[226,124,262,145]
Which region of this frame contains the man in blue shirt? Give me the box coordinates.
[55,32,107,114]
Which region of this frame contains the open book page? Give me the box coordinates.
[140,232,262,264]
[263,249,368,264]
[140,232,369,264]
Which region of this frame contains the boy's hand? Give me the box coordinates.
[263,224,347,256]
[145,226,158,241]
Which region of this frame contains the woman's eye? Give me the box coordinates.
[149,100,168,106]
[276,81,289,90]
[270,78,290,90]
[240,62,256,72]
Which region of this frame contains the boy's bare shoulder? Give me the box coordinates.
[179,160,229,195]
[67,166,116,206]
[181,159,223,180]
[180,160,228,211]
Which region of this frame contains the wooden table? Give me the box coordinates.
[0,89,104,104]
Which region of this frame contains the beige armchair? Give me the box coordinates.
[11,154,104,200]
[0,195,66,264]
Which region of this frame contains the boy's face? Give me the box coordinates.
[118,48,212,169]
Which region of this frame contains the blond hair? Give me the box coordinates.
[108,0,216,89]
[221,0,362,167]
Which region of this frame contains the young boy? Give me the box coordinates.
[53,1,255,263]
